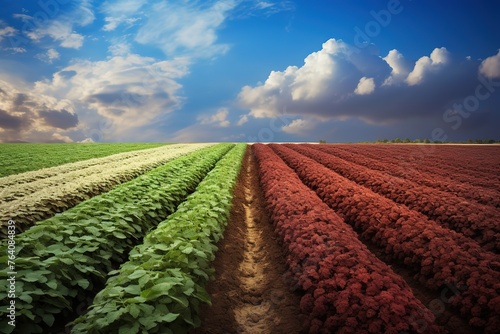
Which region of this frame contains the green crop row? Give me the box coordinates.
[70,144,246,334]
[0,144,212,237]
[0,143,168,177]
[0,143,234,334]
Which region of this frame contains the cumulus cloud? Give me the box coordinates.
[34,54,189,138]
[354,77,375,95]
[238,38,391,119]
[237,38,499,132]
[406,47,450,85]
[0,80,79,142]
[479,49,500,78]
[199,108,230,127]
[382,49,410,85]
[282,118,315,135]
[51,133,74,143]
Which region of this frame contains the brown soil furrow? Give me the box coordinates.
[192,146,303,334]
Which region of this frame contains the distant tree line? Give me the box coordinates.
[374,138,500,144]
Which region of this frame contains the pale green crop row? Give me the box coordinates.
[0,143,168,177]
[0,143,214,237]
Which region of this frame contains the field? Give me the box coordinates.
[0,143,499,334]
[0,143,168,177]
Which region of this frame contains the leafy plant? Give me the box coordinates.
[0,144,234,333]
[270,144,499,332]
[0,143,213,237]
[0,143,168,177]
[70,144,246,334]
[254,144,439,333]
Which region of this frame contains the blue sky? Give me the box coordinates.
[0,0,499,143]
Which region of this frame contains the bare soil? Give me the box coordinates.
[192,147,304,334]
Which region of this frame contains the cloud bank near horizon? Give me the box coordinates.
[237,39,500,139]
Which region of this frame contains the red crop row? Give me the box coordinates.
[328,144,500,195]
[270,144,500,333]
[314,145,500,208]
[252,144,439,334]
[363,145,500,176]
[287,144,500,253]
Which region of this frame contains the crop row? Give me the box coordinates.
[0,143,234,334]
[364,144,500,175]
[70,144,246,334]
[289,144,500,253]
[0,144,188,190]
[331,144,500,192]
[0,143,167,177]
[315,145,500,208]
[0,143,213,237]
[253,144,439,334]
[270,144,500,333]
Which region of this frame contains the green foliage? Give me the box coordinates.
[0,143,167,177]
[0,144,234,333]
[70,144,246,334]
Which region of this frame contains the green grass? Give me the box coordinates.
[0,143,168,177]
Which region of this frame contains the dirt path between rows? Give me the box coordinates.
[192,146,303,334]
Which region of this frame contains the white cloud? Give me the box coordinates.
[282,118,315,135]
[27,21,85,49]
[19,1,94,49]
[354,77,375,95]
[102,0,147,16]
[237,38,499,136]
[108,42,131,56]
[237,114,249,126]
[36,48,60,63]
[103,16,141,31]
[382,49,410,86]
[232,0,294,18]
[103,17,121,32]
[34,54,189,139]
[51,132,74,143]
[0,26,17,41]
[479,49,500,79]
[0,79,79,142]
[406,47,450,85]
[101,0,146,31]
[199,108,230,127]
[238,38,389,119]
[134,1,236,58]
[6,47,26,53]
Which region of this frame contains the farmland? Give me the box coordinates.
[0,143,499,333]
[0,143,168,177]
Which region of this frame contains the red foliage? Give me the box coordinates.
[269,144,500,333]
[314,144,500,207]
[253,144,440,334]
[288,144,499,253]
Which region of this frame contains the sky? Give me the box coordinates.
[0,0,499,143]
